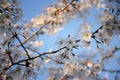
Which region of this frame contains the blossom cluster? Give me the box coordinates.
[0,0,120,80]
[0,0,22,42]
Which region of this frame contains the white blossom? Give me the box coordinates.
[31,15,44,27]
[30,41,44,47]
[80,23,92,42]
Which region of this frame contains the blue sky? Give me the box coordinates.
[20,0,120,80]
[21,0,55,19]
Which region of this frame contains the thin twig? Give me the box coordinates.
[16,21,49,47]
[45,55,64,64]
[13,33,30,59]
[25,46,64,64]
[103,69,120,73]
[6,49,13,65]
[99,48,120,63]
[92,25,103,38]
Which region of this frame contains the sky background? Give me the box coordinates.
[20,0,120,80]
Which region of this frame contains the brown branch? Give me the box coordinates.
[25,46,64,64]
[5,49,13,65]
[4,46,66,70]
[92,25,103,38]
[16,21,50,47]
[13,33,30,59]
[99,48,120,63]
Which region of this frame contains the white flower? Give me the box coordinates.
[80,23,92,42]
[80,40,91,49]
[56,37,65,48]
[98,28,111,39]
[24,22,33,28]
[30,41,44,47]
[56,36,79,49]
[23,67,37,79]
[92,63,103,74]
[97,15,120,44]
[83,32,92,42]
[97,11,113,23]
[86,61,93,67]
[1,1,10,8]
[65,36,78,49]
[63,61,88,78]
[8,67,22,80]
[31,15,44,27]
[46,7,57,14]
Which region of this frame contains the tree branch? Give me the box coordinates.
[13,33,31,59]
[25,46,64,64]
[103,69,120,73]
[99,47,120,63]
[4,46,66,70]
[92,25,103,38]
